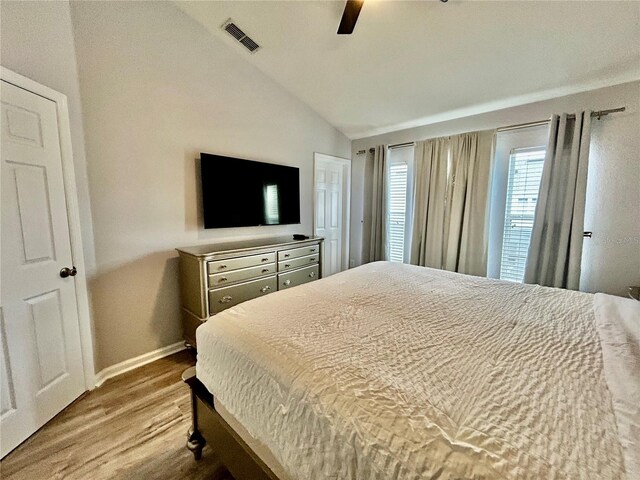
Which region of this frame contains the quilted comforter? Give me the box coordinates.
[196,262,638,480]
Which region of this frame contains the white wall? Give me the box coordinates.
[69,1,350,370]
[352,81,640,297]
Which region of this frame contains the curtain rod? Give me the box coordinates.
[355,106,626,153]
[497,106,626,132]
[355,142,414,155]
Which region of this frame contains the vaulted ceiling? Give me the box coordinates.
[176,1,640,139]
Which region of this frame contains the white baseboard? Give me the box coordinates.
[93,341,186,388]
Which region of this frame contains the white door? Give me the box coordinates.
[314,154,350,276]
[1,80,86,458]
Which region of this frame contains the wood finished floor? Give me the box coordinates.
[1,350,233,480]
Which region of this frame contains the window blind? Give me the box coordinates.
[388,162,408,262]
[499,148,545,282]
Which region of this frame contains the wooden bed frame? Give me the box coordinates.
[182,367,279,480]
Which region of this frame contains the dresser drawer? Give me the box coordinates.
[278,244,320,262]
[209,263,276,288]
[209,276,277,314]
[207,252,276,274]
[278,264,319,290]
[278,254,319,272]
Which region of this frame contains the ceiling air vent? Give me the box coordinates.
[222,19,261,53]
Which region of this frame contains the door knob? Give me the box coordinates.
[60,266,77,278]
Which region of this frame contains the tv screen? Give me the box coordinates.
[200,153,301,229]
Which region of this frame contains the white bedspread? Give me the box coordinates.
[196,262,631,479]
[593,293,640,479]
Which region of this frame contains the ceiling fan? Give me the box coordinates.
[337,0,364,35]
[337,0,448,35]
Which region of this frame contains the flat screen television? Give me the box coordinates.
[200,153,300,229]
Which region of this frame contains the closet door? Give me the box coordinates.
[1,80,85,458]
[314,154,350,276]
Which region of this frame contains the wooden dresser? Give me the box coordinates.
[176,236,323,347]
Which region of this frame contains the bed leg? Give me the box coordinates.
[187,427,204,460]
[183,367,206,461]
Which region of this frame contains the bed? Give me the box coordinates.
[184,261,639,480]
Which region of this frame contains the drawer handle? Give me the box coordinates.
[284,253,290,258]
[310,257,315,262]
[262,268,269,273]
[284,264,291,268]
[261,258,269,262]
[220,295,233,304]
[310,248,316,252]
[219,264,228,270]
[283,280,291,286]
[260,285,271,293]
[219,277,228,282]
[309,272,316,278]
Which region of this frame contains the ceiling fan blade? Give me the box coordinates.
[337,0,364,35]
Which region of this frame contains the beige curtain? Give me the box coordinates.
[369,145,388,261]
[410,130,495,275]
[524,111,592,290]
[443,130,496,276]
[409,138,448,267]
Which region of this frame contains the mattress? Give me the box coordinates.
[196,261,638,480]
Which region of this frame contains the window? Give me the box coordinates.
[386,146,413,263]
[388,161,408,262]
[499,147,545,282]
